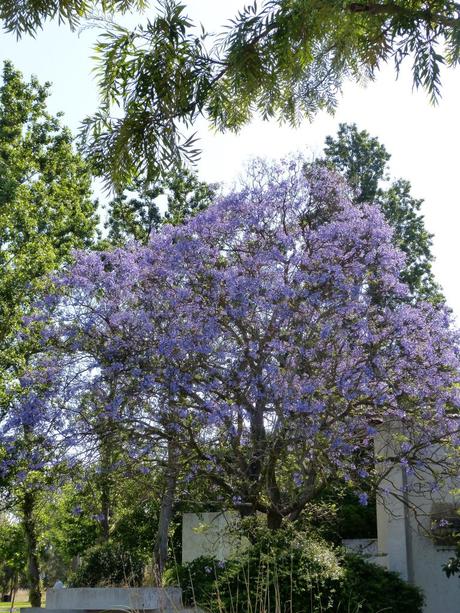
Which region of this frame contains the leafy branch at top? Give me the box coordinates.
[1,0,459,190]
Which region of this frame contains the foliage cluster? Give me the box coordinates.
[321,123,441,302]
[166,522,424,613]
[82,0,460,188]
[2,1,460,188]
[68,541,146,587]
[0,519,26,599]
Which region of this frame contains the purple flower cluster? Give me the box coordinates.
[5,160,460,520]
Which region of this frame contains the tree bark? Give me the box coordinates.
[153,440,178,582]
[267,506,283,530]
[22,489,41,608]
[98,426,114,542]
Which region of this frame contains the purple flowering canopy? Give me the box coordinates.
[6,160,460,528]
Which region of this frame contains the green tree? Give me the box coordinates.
[104,167,215,246]
[0,518,26,600]
[80,0,460,189]
[0,60,98,378]
[0,61,98,606]
[3,2,459,189]
[322,123,441,302]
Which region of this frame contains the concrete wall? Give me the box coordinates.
[182,512,247,563]
[46,587,182,610]
[375,431,460,613]
[342,538,382,565]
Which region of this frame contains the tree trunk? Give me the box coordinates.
[98,428,114,542]
[22,489,41,608]
[100,474,111,542]
[267,506,283,530]
[153,440,178,582]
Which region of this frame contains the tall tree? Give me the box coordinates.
[322,123,441,302]
[12,160,460,539]
[0,61,98,606]
[0,518,26,601]
[0,61,98,376]
[104,167,216,246]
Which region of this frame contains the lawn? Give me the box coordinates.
[0,602,29,612]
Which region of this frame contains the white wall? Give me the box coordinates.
[375,431,460,613]
[182,511,246,563]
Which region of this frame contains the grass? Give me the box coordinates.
[0,602,30,612]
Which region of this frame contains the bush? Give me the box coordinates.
[342,554,424,613]
[165,522,424,613]
[68,542,146,587]
[166,523,345,612]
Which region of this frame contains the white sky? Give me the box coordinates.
[1,1,460,317]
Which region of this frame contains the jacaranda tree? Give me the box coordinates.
[7,161,460,545]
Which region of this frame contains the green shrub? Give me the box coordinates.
[165,522,424,613]
[68,541,146,587]
[166,523,345,612]
[342,554,424,613]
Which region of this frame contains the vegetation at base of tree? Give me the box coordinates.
[67,542,146,587]
[341,554,424,613]
[166,522,424,613]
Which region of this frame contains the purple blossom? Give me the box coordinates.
[8,158,460,522]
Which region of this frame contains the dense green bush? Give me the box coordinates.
[166,524,344,612]
[68,542,146,587]
[165,523,424,613]
[341,554,424,613]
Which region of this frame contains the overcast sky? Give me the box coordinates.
[2,1,460,318]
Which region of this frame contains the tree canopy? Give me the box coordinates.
[321,123,441,302]
[0,60,98,393]
[2,1,457,189]
[9,160,460,532]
